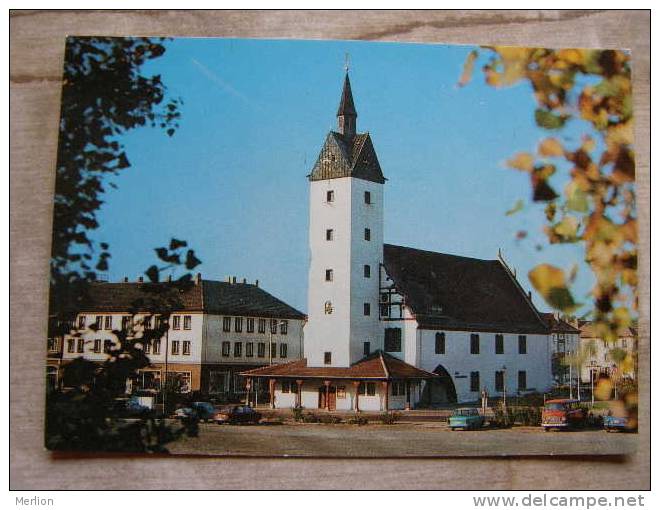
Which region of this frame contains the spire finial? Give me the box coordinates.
[344,52,350,74]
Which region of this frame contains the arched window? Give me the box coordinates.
[435,332,445,354]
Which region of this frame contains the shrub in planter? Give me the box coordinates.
[302,413,320,423]
[291,406,304,422]
[347,414,369,425]
[379,412,401,425]
[318,414,342,424]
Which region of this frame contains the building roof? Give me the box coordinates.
[308,131,386,184]
[578,320,638,339]
[53,279,306,320]
[541,313,580,334]
[336,73,357,117]
[382,244,549,334]
[240,350,438,380]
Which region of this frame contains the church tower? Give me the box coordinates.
[305,72,386,367]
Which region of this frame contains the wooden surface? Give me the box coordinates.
[9,10,650,490]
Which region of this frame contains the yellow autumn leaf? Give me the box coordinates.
[538,137,564,157]
[458,49,478,87]
[506,152,534,172]
[528,264,578,312]
[594,377,613,401]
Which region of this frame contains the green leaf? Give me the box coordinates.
[534,109,568,130]
[505,199,524,216]
[145,265,160,283]
[185,249,202,270]
[169,238,187,250]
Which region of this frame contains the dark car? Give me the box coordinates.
[214,405,262,425]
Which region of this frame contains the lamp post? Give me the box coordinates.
[501,365,507,421]
[568,351,573,400]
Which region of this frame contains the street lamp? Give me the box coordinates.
[501,365,507,415]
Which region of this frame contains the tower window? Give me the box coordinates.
[364,191,371,204]
[326,229,334,241]
[324,301,333,314]
[324,352,332,365]
[363,303,371,316]
[325,269,333,281]
[363,264,371,278]
[326,190,334,203]
[364,228,371,241]
[384,328,402,352]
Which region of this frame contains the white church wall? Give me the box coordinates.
[419,329,553,403]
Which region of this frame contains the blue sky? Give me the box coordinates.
[92,37,594,314]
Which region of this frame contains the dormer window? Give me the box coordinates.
[326,190,334,203]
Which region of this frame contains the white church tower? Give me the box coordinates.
[305,72,386,367]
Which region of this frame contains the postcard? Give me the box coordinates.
[45,37,639,457]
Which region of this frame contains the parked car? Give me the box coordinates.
[173,401,218,422]
[449,408,485,430]
[603,410,636,432]
[541,399,587,430]
[213,405,262,425]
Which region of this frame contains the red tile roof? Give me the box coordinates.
[541,313,580,334]
[240,351,438,380]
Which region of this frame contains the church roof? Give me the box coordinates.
[308,131,386,183]
[540,313,580,334]
[336,73,357,117]
[383,244,549,334]
[52,279,305,320]
[240,350,438,380]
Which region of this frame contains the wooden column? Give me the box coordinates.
[382,381,389,411]
[405,380,411,410]
[296,379,304,408]
[245,377,252,406]
[324,380,331,411]
[352,380,361,412]
[268,378,276,409]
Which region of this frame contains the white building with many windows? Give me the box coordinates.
[48,274,305,398]
[243,72,556,409]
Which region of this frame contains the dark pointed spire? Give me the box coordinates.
[337,72,357,137]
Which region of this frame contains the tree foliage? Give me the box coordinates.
[461,47,637,344]
[52,36,181,288]
[46,37,205,453]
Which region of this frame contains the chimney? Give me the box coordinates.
[232,276,237,284]
[242,278,247,284]
[137,276,144,283]
[226,276,231,283]
[255,279,259,287]
[167,275,172,282]
[195,272,202,285]
[123,277,129,283]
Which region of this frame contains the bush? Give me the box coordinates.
[346,414,369,425]
[318,414,343,424]
[378,411,401,425]
[291,406,304,422]
[302,412,320,423]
